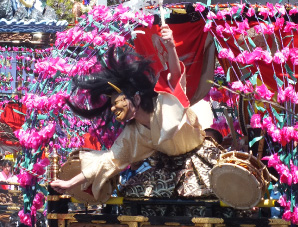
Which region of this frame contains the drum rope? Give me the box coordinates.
[15,160,52,184]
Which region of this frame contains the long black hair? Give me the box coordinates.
[68,46,158,122]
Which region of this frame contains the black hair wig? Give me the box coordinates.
[2,160,12,167]
[68,46,158,125]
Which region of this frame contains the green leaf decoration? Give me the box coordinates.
[79,19,86,27]
[271,107,283,123]
[240,64,253,70]
[13,109,26,116]
[249,71,258,85]
[49,110,59,122]
[66,49,77,58]
[22,122,28,131]
[279,152,286,162]
[288,78,296,85]
[247,105,253,117]
[93,21,106,30]
[214,4,219,14]
[241,72,251,81]
[285,63,297,83]
[67,81,72,94]
[226,67,231,82]
[273,74,284,87]
[88,14,93,24]
[36,184,49,196]
[249,136,263,147]
[234,39,244,52]
[293,147,297,156]
[282,35,293,40]
[283,153,292,169]
[51,83,63,95]
[247,37,256,48]
[61,116,71,127]
[255,103,266,112]
[207,0,211,7]
[82,43,90,48]
[52,70,61,81]
[199,2,207,7]
[37,114,48,120]
[291,193,295,212]
[214,38,222,53]
[110,24,120,33]
[23,193,30,203]
[268,182,273,191]
[233,6,242,19]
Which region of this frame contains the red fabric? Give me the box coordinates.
[211,20,298,90]
[83,184,93,195]
[134,20,208,101]
[0,185,9,190]
[0,103,26,132]
[83,133,101,150]
[0,103,26,147]
[154,62,190,108]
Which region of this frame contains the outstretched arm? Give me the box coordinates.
[160,24,181,88]
[50,172,87,194]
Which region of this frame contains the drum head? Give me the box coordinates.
[210,163,262,209]
[59,159,101,205]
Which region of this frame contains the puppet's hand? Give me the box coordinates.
[160,24,175,48]
[50,179,73,194]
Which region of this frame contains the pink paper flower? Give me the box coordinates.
[262,50,272,63]
[250,114,262,128]
[273,50,287,64]
[211,116,228,131]
[223,22,236,35]
[32,158,50,176]
[32,193,45,210]
[292,207,298,224]
[262,116,274,130]
[290,48,298,65]
[278,194,289,208]
[289,7,298,16]
[253,23,265,34]
[284,21,297,32]
[255,84,274,100]
[17,171,33,187]
[258,6,270,19]
[282,208,293,222]
[275,3,286,16]
[195,3,205,12]
[262,153,281,168]
[216,25,225,38]
[207,11,217,20]
[235,19,249,35]
[277,88,286,102]
[246,7,255,17]
[204,21,212,32]
[18,210,32,226]
[218,48,235,61]
[216,10,226,20]
[209,87,223,101]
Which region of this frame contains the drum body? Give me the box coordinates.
[59,149,102,205]
[209,151,270,209]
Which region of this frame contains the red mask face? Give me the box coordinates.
[111,94,136,122]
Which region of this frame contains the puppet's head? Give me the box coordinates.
[68,46,157,122]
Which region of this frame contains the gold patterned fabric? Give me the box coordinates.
[120,137,224,198]
[80,69,207,203]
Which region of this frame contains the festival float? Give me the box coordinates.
[0,0,67,225]
[2,0,298,226]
